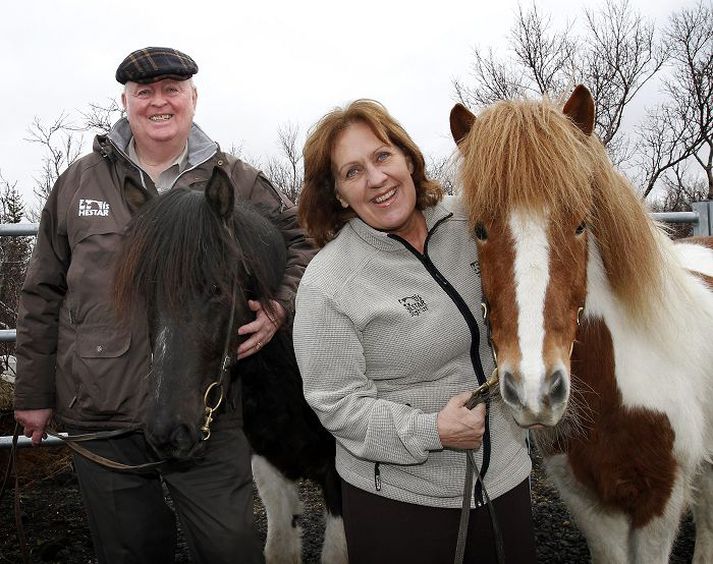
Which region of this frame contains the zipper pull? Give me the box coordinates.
[374,462,382,491]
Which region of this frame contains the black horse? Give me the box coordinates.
[114,169,345,563]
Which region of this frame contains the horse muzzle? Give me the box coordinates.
[499,365,570,428]
[144,417,205,461]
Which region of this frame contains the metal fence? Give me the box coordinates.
[651,200,713,235]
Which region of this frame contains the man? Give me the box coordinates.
[13,47,315,563]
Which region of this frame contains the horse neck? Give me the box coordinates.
[584,231,713,371]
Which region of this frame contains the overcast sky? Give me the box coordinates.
[0,0,688,208]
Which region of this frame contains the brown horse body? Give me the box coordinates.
[451,87,713,563]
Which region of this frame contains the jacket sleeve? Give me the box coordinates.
[14,182,71,410]
[247,173,317,320]
[293,280,443,465]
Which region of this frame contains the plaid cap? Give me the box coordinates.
[115,47,198,85]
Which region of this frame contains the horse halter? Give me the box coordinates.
[200,217,247,441]
[467,302,585,409]
[200,284,238,441]
[465,301,499,409]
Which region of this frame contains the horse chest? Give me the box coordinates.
[538,316,679,528]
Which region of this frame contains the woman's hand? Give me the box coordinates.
[436,391,486,450]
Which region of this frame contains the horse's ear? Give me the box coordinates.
[563,85,595,136]
[125,176,152,215]
[205,166,235,220]
[450,103,476,148]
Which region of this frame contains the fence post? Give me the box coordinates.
[692,201,712,236]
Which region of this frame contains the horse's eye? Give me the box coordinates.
[474,222,488,241]
[575,221,586,235]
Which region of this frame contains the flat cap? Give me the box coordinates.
[116,47,198,85]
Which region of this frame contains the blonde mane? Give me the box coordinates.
[458,98,664,325]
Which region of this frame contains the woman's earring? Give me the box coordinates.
[336,195,349,208]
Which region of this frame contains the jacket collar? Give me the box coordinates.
[98,117,218,166]
[346,199,455,252]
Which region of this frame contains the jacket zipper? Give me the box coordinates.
[374,462,382,491]
[389,216,490,505]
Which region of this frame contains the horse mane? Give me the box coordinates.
[458,97,664,325]
[114,188,280,319]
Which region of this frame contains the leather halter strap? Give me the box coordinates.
[200,217,242,440]
[200,284,237,441]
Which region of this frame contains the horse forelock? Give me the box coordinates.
[458,97,664,327]
[115,189,245,317]
[459,99,592,227]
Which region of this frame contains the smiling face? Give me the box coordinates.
[122,78,197,149]
[332,121,423,243]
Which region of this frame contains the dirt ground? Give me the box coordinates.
[0,409,696,563]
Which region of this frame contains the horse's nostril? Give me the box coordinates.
[501,370,521,406]
[170,424,194,451]
[548,369,568,403]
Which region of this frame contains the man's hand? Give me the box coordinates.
[436,391,486,450]
[15,408,54,446]
[236,300,287,360]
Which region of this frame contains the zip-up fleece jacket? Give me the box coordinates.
[293,196,531,508]
[14,118,316,430]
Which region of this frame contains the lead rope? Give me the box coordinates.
[1,423,30,564]
[453,369,503,564]
[453,300,505,564]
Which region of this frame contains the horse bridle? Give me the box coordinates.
[200,217,247,441]
[200,283,239,441]
[467,300,585,408]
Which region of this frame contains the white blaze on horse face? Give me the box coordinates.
[510,209,549,413]
[153,325,170,399]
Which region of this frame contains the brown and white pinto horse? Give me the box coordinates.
[450,86,713,563]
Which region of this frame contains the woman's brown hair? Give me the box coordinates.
[299,99,443,247]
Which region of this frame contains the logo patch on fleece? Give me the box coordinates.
[78,199,110,217]
[398,295,428,317]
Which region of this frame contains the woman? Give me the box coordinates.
[294,100,535,563]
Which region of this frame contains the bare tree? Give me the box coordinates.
[583,0,666,148]
[454,0,665,168]
[80,98,125,135]
[637,2,713,199]
[453,5,577,108]
[24,113,84,214]
[426,154,458,195]
[264,123,303,202]
[511,5,577,97]
[453,47,526,108]
[0,171,31,366]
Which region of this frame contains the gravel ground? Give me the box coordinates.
[0,446,696,563]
